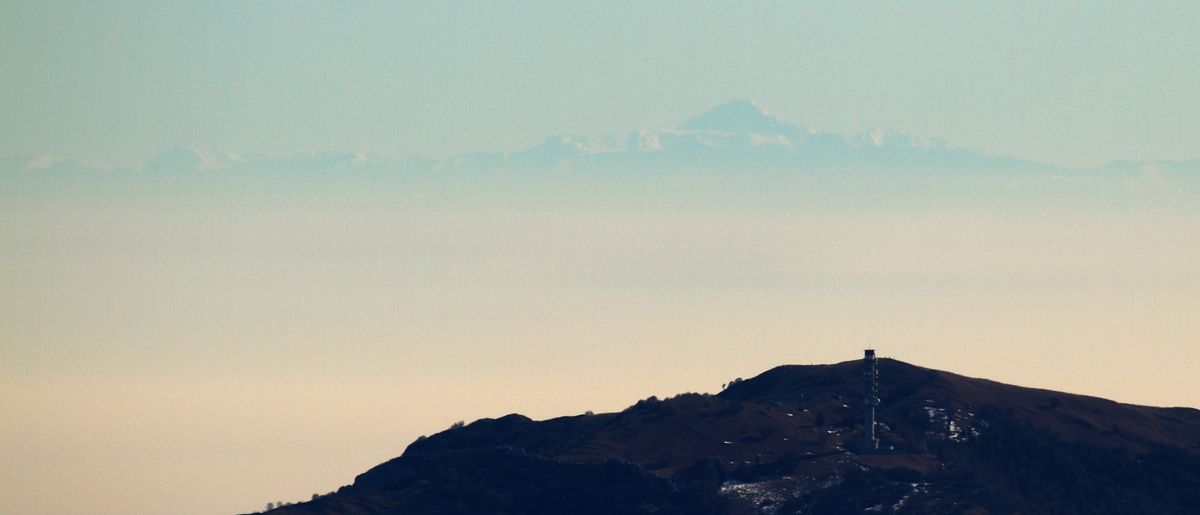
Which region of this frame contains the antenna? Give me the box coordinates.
[862,349,880,452]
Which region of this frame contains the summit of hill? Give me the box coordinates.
[253,359,1200,515]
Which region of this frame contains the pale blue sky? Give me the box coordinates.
[3,1,1199,168]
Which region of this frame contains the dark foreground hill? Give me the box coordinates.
[251,359,1200,515]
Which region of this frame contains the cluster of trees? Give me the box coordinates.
[260,491,336,513]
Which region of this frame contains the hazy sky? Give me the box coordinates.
[4,3,1200,515]
[3,1,1200,168]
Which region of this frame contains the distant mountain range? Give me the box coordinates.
[4,101,1198,210]
[250,358,1200,515]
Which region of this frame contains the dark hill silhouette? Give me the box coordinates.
[253,359,1200,515]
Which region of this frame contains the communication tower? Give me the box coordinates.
[862,349,880,452]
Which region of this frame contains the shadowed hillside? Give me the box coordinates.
[252,359,1200,515]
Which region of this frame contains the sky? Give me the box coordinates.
[3,1,1200,169]
[3,2,1200,515]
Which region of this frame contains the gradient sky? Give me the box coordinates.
[3,1,1200,168]
[3,3,1200,515]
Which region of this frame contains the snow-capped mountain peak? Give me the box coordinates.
[678,100,805,137]
[849,129,951,150]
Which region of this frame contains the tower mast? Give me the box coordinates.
[862,349,880,452]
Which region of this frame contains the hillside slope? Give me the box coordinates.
[254,359,1200,515]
